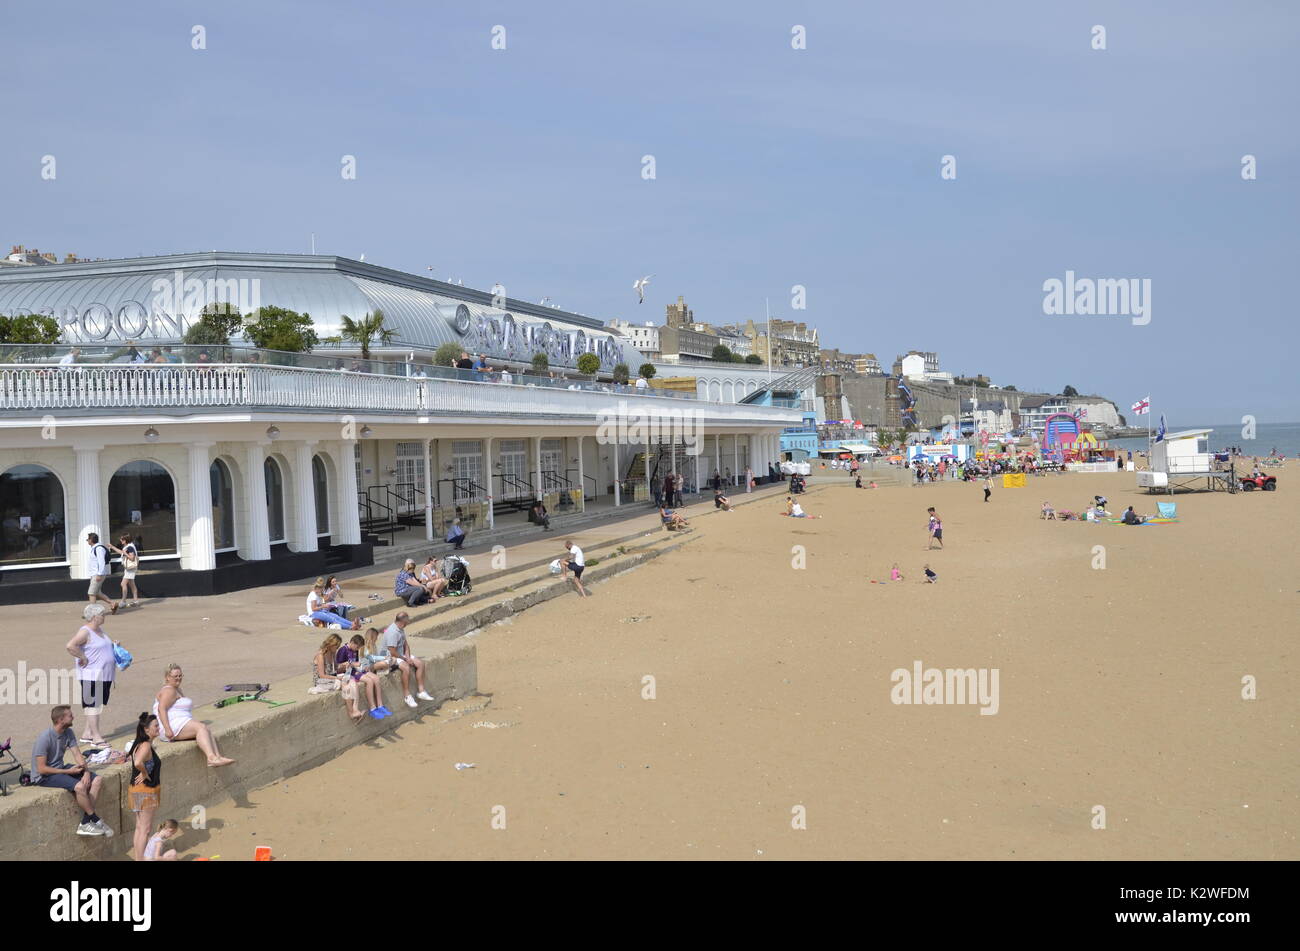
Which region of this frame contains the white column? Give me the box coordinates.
[733,435,739,487]
[244,442,271,560]
[335,439,361,544]
[715,433,721,485]
[73,445,103,579]
[294,440,319,553]
[187,442,216,571]
[576,434,585,511]
[613,442,621,507]
[423,438,434,541]
[693,442,701,495]
[645,430,651,500]
[485,436,495,529]
[533,435,543,501]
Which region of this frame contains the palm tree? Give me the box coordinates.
[337,309,396,359]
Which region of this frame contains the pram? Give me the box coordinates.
[0,737,32,795]
[440,555,472,595]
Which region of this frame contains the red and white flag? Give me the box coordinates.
[1131,397,1150,416]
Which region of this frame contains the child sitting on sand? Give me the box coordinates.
[783,497,819,518]
[143,818,180,861]
[890,564,903,581]
[1041,501,1055,520]
[923,565,937,584]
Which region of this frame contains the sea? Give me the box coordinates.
[1106,421,1300,458]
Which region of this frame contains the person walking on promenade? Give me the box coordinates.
[673,472,684,507]
[928,507,944,549]
[744,465,753,493]
[84,532,120,615]
[983,475,993,503]
[116,533,141,607]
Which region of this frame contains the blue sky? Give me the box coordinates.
[3,0,1296,421]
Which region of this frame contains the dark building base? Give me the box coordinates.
[0,543,373,606]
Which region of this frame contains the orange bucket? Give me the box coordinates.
[254,846,272,861]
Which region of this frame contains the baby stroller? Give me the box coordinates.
[440,555,472,596]
[0,738,32,795]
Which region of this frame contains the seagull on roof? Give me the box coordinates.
[633,275,652,303]
[359,253,365,262]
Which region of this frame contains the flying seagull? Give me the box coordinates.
[633,274,653,303]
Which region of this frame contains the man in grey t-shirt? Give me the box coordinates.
[32,705,112,837]
[382,613,432,709]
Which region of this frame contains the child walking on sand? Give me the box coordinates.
[924,565,938,584]
[927,507,943,549]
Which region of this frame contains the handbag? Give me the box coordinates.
[113,642,133,670]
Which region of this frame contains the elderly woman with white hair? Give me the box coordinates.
[65,604,118,745]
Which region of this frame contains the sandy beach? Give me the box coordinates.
[164,467,1299,861]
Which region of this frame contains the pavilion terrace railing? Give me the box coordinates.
[0,363,802,426]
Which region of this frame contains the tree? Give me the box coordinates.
[712,344,732,362]
[744,353,762,365]
[531,352,549,374]
[0,312,60,344]
[183,302,242,347]
[1002,385,1017,391]
[611,363,630,384]
[243,306,318,353]
[638,363,656,380]
[433,342,461,366]
[576,352,600,376]
[1062,385,1079,397]
[336,308,395,359]
[731,352,747,363]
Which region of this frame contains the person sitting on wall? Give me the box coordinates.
[418,556,449,600]
[394,559,430,607]
[713,489,733,511]
[659,505,689,530]
[446,517,467,550]
[528,500,552,531]
[31,704,112,838]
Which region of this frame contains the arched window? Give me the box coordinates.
[264,457,285,543]
[312,455,330,535]
[0,464,68,566]
[210,459,235,552]
[109,461,177,557]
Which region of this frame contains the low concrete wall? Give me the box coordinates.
[0,639,476,861]
[414,535,697,641]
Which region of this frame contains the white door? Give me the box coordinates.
[452,440,483,501]
[500,439,528,501]
[394,441,427,513]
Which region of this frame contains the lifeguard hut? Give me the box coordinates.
[1136,428,1234,494]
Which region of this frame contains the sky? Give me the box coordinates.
[2,0,1296,422]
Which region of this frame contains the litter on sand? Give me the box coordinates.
[454,762,477,770]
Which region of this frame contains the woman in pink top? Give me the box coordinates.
[66,604,117,745]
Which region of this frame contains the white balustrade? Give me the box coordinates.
[0,364,800,426]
